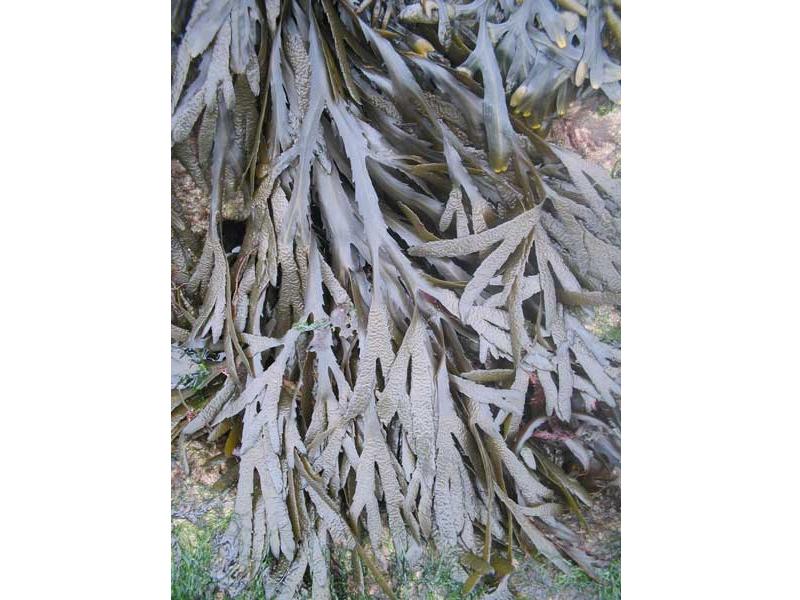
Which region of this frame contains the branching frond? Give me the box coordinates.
[172,0,621,595]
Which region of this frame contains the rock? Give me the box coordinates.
[549,96,620,174]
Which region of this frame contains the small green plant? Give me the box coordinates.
[553,559,621,600]
[176,347,222,390]
[591,307,621,345]
[177,361,210,390]
[601,324,621,344]
[173,512,270,600]
[596,100,617,117]
[599,560,621,600]
[172,522,216,600]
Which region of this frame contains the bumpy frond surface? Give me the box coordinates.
[172,0,621,596]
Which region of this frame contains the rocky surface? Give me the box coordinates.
[549,96,621,175]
